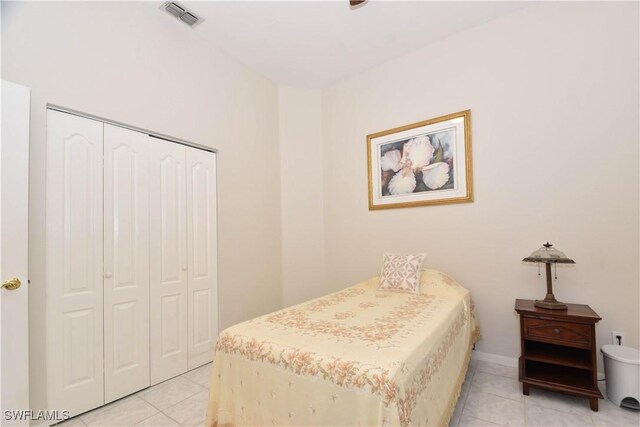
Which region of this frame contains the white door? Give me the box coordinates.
[186,149,218,369]
[46,110,104,416]
[0,81,30,426]
[149,140,188,385]
[103,125,150,402]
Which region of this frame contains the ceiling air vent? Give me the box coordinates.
[179,12,199,27]
[160,1,204,28]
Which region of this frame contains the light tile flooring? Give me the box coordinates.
[57,359,639,427]
[451,359,640,427]
[56,363,212,427]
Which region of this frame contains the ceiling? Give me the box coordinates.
[155,1,532,88]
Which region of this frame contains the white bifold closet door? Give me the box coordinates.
[186,148,218,370]
[103,124,150,403]
[45,109,218,416]
[149,139,189,385]
[149,142,218,381]
[46,110,105,416]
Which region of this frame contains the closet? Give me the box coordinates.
[38,109,218,418]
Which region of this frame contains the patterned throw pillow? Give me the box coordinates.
[378,253,427,294]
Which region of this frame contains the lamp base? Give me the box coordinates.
[535,298,568,310]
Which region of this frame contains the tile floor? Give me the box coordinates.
[56,359,639,427]
[56,363,212,427]
[451,359,640,427]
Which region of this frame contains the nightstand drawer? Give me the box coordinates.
[523,318,591,348]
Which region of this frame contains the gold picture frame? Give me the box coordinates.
[367,110,473,210]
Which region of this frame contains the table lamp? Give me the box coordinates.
[522,242,575,310]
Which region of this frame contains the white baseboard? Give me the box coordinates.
[471,350,518,367]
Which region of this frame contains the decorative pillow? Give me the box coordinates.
[378,253,427,294]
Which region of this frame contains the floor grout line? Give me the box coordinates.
[180,373,208,388]
[136,378,205,406]
[159,411,183,426]
[156,390,206,415]
[133,394,165,417]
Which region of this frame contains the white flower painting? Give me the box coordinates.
[367,110,473,210]
[379,129,455,196]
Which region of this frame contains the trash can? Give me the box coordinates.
[601,344,640,410]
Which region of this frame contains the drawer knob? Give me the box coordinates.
[554,328,560,334]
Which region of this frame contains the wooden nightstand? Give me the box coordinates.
[515,299,603,411]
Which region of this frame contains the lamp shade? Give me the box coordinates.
[522,242,575,264]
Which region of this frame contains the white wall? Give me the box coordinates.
[278,87,326,306]
[320,2,639,366]
[1,1,282,410]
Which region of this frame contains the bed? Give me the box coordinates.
[206,269,480,427]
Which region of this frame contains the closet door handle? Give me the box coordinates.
[181,266,187,271]
[104,272,112,279]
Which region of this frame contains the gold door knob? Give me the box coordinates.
[1,278,21,290]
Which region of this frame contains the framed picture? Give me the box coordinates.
[367,110,472,210]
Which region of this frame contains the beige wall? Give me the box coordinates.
[2,0,282,408]
[278,87,326,306]
[321,2,639,365]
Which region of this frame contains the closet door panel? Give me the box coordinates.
[103,124,150,402]
[46,110,104,416]
[186,149,218,369]
[150,140,188,384]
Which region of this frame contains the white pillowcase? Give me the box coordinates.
[378,253,427,294]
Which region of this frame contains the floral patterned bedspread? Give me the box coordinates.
[206,269,480,427]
